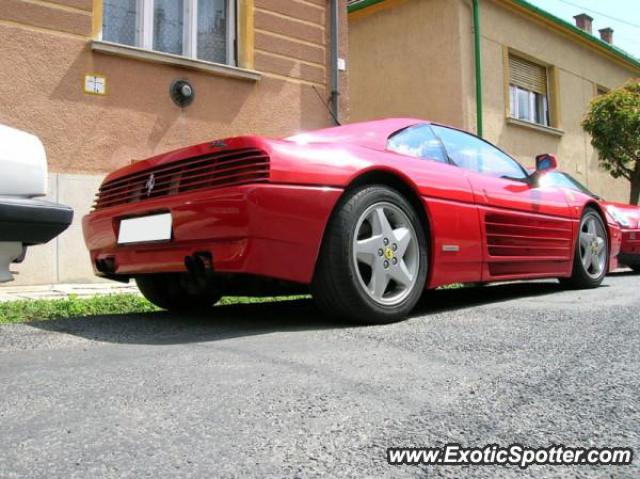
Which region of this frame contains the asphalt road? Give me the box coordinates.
[1,273,639,478]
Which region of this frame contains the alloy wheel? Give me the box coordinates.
[579,214,607,279]
[352,202,420,306]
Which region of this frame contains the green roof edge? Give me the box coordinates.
[347,0,387,14]
[347,0,640,71]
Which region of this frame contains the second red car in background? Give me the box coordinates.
[539,171,640,273]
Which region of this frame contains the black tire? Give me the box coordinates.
[312,185,429,324]
[559,208,609,289]
[136,273,222,312]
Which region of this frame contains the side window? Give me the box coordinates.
[540,172,576,190]
[540,172,598,197]
[387,124,448,163]
[431,125,528,180]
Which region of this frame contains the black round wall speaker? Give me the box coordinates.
[170,79,195,107]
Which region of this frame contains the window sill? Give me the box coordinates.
[506,117,564,137]
[91,41,261,82]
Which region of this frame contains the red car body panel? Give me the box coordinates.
[83,118,620,289]
[84,184,342,284]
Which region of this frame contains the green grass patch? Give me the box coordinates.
[218,295,308,306]
[0,294,309,324]
[0,294,159,324]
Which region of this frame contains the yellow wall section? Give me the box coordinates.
[91,0,102,37]
[238,0,255,69]
[348,0,467,127]
[349,0,640,73]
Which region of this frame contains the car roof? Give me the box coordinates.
[285,118,426,150]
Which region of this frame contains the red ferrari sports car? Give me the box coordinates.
[538,170,640,273]
[83,119,621,323]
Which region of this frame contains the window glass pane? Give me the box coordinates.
[540,172,597,197]
[103,0,137,46]
[533,93,541,125]
[535,93,549,126]
[154,0,184,55]
[516,87,530,121]
[387,124,447,163]
[431,126,482,173]
[540,172,575,190]
[479,149,528,179]
[512,84,550,126]
[197,0,228,63]
[432,126,527,180]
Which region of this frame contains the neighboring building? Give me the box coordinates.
[348,0,640,201]
[0,0,348,285]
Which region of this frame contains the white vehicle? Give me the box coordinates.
[0,124,73,282]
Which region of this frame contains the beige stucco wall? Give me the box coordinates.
[1,0,349,285]
[348,0,468,129]
[477,0,638,202]
[348,0,639,203]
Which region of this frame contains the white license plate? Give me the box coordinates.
[118,213,172,244]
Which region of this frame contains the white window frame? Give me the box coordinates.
[102,0,237,66]
[509,84,549,127]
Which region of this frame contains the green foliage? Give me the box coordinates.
[0,294,310,324]
[582,80,640,204]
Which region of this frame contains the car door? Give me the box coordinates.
[385,124,483,287]
[431,125,575,281]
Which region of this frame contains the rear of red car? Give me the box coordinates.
[82,136,341,287]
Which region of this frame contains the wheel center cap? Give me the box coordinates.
[384,247,395,260]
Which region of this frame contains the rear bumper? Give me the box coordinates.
[83,184,342,284]
[0,196,73,245]
[618,228,640,266]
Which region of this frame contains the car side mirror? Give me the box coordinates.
[535,153,558,173]
[528,154,558,187]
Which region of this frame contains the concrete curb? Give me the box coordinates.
[0,282,139,302]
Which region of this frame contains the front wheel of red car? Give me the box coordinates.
[312,185,429,324]
[559,208,609,289]
[136,273,222,312]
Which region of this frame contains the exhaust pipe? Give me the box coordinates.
[94,256,129,283]
[184,252,214,279]
[96,256,117,274]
